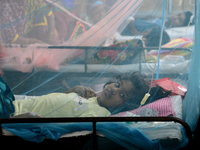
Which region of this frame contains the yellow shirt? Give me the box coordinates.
[13,93,111,117]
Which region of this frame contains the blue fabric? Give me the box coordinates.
[2,122,163,149]
[2,122,190,150]
[0,76,15,118]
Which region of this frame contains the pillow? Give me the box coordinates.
[112,96,176,117]
[146,37,193,62]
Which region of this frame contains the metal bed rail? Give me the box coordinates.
[47,46,192,74]
[4,45,192,76]
[0,116,193,150]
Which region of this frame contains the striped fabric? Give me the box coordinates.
[115,97,176,117]
[146,38,193,62]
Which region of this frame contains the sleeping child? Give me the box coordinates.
[0,72,171,118]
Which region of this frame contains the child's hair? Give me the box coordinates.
[104,72,171,113]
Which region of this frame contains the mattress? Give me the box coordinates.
[56,60,190,75]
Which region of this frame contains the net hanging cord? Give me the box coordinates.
[149,0,166,89]
[155,0,166,80]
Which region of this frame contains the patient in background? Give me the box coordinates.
[87,1,106,24]
[122,11,193,36]
[80,1,106,24]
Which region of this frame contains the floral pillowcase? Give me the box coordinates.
[112,97,176,117]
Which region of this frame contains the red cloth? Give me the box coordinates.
[151,77,187,98]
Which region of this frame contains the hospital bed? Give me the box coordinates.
[0,45,193,149]
[0,95,193,149]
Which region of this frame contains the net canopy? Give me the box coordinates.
[0,0,199,149]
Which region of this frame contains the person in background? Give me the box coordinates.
[87,1,106,24]
[122,11,193,36]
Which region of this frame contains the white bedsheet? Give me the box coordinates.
[165,25,194,40]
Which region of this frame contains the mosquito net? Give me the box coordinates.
[0,0,198,149]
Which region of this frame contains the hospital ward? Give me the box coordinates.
[0,0,200,149]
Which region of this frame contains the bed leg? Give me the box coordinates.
[93,121,98,150]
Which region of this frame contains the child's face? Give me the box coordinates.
[97,80,134,110]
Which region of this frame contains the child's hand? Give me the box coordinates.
[66,86,97,99]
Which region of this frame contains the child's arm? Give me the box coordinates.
[65,86,97,99]
[10,112,43,118]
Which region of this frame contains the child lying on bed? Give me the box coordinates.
[0,72,171,118]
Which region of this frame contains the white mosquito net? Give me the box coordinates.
[0,0,199,149]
